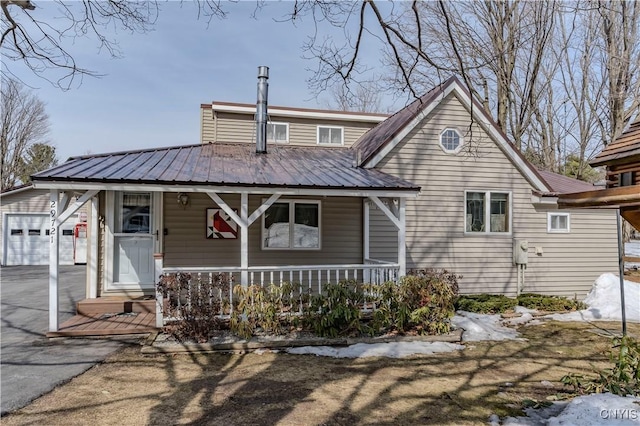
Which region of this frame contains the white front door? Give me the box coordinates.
[111,192,155,290]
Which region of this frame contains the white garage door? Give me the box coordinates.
[4,214,76,266]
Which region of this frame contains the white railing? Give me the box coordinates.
[156,263,400,326]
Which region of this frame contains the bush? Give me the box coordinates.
[304,280,365,338]
[562,336,640,396]
[517,293,586,311]
[157,272,228,343]
[230,282,300,339]
[455,294,518,314]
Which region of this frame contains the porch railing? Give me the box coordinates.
[156,262,399,326]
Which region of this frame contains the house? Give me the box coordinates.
[31,70,618,333]
[559,120,640,232]
[0,184,86,266]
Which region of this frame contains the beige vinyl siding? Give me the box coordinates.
[163,193,363,268]
[368,204,398,262]
[374,92,618,297]
[201,108,376,147]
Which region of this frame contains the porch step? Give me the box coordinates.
[77,297,156,315]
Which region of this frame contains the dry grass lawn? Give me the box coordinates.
[3,321,638,425]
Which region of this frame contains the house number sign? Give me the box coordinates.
[50,200,56,243]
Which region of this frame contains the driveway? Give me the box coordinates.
[1,265,139,415]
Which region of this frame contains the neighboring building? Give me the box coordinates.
[560,119,640,232]
[0,185,84,266]
[33,75,618,332]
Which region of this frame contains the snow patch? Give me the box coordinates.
[548,273,640,323]
[451,312,522,342]
[498,393,640,425]
[286,341,464,358]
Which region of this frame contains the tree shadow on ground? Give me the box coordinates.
[2,321,636,425]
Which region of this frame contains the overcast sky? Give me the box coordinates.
[12,2,393,161]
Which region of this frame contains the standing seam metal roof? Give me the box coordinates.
[31,143,420,191]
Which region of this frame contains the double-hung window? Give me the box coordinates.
[262,200,321,249]
[317,126,344,145]
[465,191,511,233]
[548,212,570,233]
[267,122,289,143]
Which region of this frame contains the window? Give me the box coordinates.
[116,192,151,234]
[440,128,463,153]
[263,200,320,249]
[317,126,344,145]
[62,229,74,236]
[28,229,41,236]
[465,191,511,233]
[548,212,570,233]
[620,172,635,187]
[10,229,23,236]
[267,122,289,143]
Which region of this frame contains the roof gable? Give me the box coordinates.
[352,77,551,192]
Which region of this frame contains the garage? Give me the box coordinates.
[3,214,76,266]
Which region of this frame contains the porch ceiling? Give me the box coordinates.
[31,142,420,196]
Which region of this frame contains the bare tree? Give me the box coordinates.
[593,0,640,145]
[1,77,51,190]
[321,80,385,113]
[0,0,227,89]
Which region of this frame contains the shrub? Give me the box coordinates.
[157,272,228,343]
[455,294,518,314]
[230,282,300,339]
[517,293,586,312]
[367,269,460,335]
[304,280,365,338]
[562,336,640,396]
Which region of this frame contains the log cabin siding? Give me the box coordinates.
[162,193,363,268]
[372,92,618,297]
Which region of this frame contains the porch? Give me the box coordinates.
[156,261,401,327]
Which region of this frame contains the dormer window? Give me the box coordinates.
[440,128,463,153]
[317,126,344,145]
[267,122,289,143]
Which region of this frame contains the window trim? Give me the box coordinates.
[439,128,464,154]
[316,125,344,146]
[267,121,289,144]
[547,212,570,233]
[464,190,512,235]
[261,199,321,250]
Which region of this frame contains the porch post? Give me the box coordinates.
[363,200,370,260]
[154,253,164,328]
[240,192,249,287]
[49,190,60,332]
[398,198,406,277]
[88,196,99,299]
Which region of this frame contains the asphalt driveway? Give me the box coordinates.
[0,265,139,415]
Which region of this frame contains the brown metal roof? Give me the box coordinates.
[31,143,420,192]
[591,120,640,167]
[352,79,450,165]
[535,169,596,195]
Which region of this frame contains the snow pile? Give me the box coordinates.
[548,273,640,323]
[496,393,640,426]
[451,312,522,342]
[286,341,464,358]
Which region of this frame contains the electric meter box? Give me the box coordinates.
[513,239,528,265]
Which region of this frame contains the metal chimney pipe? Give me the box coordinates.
[256,66,269,154]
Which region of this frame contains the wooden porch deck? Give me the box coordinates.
[47,297,159,338]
